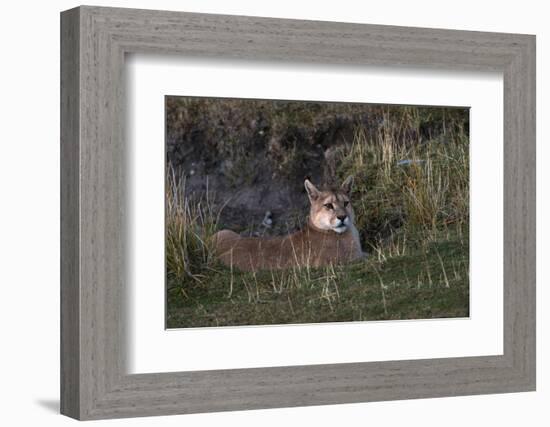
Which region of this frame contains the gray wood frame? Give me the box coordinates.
[60,5,536,420]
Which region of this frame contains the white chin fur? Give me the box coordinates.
[333,226,347,234]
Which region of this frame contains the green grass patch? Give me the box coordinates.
[167,226,469,328]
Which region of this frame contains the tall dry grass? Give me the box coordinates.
[165,167,221,290]
[335,109,469,246]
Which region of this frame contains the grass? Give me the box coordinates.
[167,229,468,328]
[165,106,470,328]
[165,167,221,294]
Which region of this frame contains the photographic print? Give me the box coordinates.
[165,97,470,328]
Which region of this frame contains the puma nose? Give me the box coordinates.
[337,215,347,222]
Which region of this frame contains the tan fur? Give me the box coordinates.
[212,177,364,272]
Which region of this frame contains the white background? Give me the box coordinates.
[128,57,503,373]
[0,0,547,426]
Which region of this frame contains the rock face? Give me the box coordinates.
[165,97,467,236]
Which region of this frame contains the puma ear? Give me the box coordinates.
[304,179,320,202]
[341,175,354,195]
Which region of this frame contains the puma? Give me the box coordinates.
[212,176,364,272]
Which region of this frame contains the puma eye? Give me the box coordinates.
[344,201,349,207]
[324,203,334,210]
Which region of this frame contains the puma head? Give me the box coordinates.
[304,176,355,234]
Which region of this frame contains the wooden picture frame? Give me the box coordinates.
[60,5,536,420]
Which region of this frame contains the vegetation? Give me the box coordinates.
[165,102,469,328]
